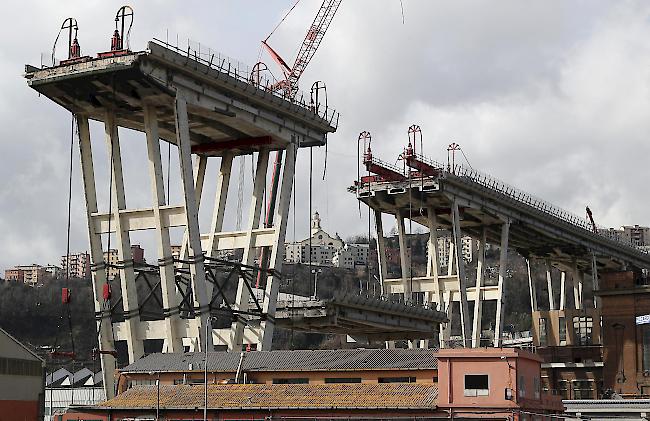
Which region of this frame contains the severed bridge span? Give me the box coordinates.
[350,129,650,349]
[25,39,446,398]
[24,11,649,401]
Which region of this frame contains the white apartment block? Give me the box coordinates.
[61,252,91,279]
[10,264,49,285]
[332,247,355,269]
[599,225,650,248]
[284,212,369,268]
[435,235,474,268]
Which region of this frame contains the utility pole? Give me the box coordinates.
[203,316,214,421]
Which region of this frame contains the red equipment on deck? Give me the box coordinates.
[400,125,442,177]
[50,351,76,360]
[359,131,406,182]
[97,6,133,59]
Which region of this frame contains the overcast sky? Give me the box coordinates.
[2,0,650,271]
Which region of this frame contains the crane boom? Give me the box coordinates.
[263,0,343,97]
[288,0,342,89]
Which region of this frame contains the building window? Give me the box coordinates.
[642,325,650,372]
[0,357,42,377]
[518,375,526,398]
[573,316,593,345]
[538,317,547,346]
[273,378,309,384]
[464,374,489,397]
[558,316,566,345]
[324,378,362,383]
[572,380,595,399]
[378,377,416,383]
[534,377,540,399]
[558,380,569,399]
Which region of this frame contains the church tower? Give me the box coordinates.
[311,211,322,235]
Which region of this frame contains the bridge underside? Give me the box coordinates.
[356,176,650,273]
[274,295,448,342]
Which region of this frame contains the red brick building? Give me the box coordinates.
[62,348,562,420]
[598,270,650,396]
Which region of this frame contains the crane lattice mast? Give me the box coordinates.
[263,0,343,97]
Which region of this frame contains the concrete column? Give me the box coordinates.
[451,201,471,347]
[527,259,538,312]
[493,219,510,347]
[426,207,442,311]
[179,156,208,260]
[259,143,297,350]
[592,254,600,308]
[104,111,144,362]
[77,115,116,399]
[571,259,583,310]
[231,148,270,349]
[174,95,212,351]
[439,291,452,348]
[143,104,182,353]
[559,271,566,311]
[472,228,487,348]
[206,153,234,257]
[545,260,555,311]
[396,213,412,300]
[375,210,388,295]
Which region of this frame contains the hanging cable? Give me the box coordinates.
[408,164,413,302]
[290,144,297,350]
[309,146,313,293]
[236,156,245,230]
[460,148,474,170]
[264,0,303,42]
[399,0,405,24]
[53,113,77,362]
[166,142,171,204]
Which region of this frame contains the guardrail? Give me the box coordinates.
[449,163,648,254]
[150,38,339,128]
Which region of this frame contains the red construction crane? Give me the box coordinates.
[262,0,343,97]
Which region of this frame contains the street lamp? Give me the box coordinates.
[311,268,322,298]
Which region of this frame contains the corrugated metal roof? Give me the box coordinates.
[121,349,438,373]
[99,383,438,410]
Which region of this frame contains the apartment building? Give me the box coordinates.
[4,264,49,285]
[103,245,145,280]
[61,252,91,279]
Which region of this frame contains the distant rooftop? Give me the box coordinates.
[122,348,438,373]
[98,383,438,410]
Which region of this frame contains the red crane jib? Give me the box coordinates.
[404,155,441,177]
[363,161,406,182]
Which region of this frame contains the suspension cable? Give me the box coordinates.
[264,0,303,42]
[291,143,297,350]
[309,146,313,293]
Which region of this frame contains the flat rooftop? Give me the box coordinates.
[25,40,338,155]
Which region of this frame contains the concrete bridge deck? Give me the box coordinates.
[273,294,448,342]
[352,163,650,273]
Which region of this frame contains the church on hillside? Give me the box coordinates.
[284,212,369,268]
